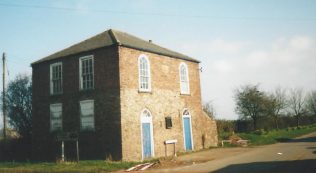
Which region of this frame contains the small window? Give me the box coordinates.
[50,103,62,131]
[165,117,172,129]
[138,55,151,92]
[50,62,62,94]
[79,55,94,90]
[179,63,190,94]
[80,100,95,130]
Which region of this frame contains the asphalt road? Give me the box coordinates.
[155,132,316,173]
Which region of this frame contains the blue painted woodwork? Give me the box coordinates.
[183,117,192,150]
[142,123,152,158]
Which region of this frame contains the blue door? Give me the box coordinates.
[183,117,192,150]
[142,123,152,158]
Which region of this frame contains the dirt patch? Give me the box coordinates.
[147,147,253,170]
[149,156,214,170]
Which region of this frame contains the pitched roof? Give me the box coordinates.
[32,29,199,65]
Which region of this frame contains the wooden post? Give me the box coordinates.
[61,141,65,162]
[174,143,177,157]
[165,143,167,157]
[76,140,79,163]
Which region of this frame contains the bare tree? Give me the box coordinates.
[288,88,305,127]
[266,87,287,129]
[203,101,216,119]
[305,90,316,116]
[234,84,266,130]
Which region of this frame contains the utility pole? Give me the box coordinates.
[2,52,6,140]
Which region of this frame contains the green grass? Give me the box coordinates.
[237,124,316,146]
[2,125,316,172]
[0,160,139,173]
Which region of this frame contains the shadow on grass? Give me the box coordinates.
[212,159,316,173]
[276,136,316,143]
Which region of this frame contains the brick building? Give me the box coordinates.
[31,29,218,161]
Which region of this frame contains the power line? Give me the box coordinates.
[1,2,316,21]
[4,53,33,67]
[7,58,28,65]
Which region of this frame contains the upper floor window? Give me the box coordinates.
[50,62,62,94]
[79,55,94,90]
[80,100,95,131]
[50,103,62,132]
[179,63,190,94]
[138,55,151,92]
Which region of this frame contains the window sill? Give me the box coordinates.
[50,92,63,96]
[50,130,63,133]
[80,128,95,132]
[180,93,191,96]
[138,89,152,94]
[79,88,95,92]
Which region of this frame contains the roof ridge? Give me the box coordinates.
[112,30,197,62]
[108,29,121,45]
[32,29,199,65]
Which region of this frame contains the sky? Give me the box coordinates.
[0,0,316,128]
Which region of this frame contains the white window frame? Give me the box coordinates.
[138,54,151,92]
[50,103,62,132]
[50,62,63,95]
[179,62,190,94]
[79,100,95,131]
[140,108,155,160]
[79,55,94,90]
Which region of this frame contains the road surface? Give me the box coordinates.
[152,132,316,173]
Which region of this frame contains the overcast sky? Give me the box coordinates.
[0,0,316,128]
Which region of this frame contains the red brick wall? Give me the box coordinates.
[32,46,122,161]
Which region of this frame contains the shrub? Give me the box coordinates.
[253,129,265,135]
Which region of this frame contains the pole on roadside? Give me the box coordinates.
[2,52,6,140]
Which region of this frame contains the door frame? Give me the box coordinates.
[140,108,155,160]
[182,109,194,151]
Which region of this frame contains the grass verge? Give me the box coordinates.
[0,160,138,173]
[237,124,316,146]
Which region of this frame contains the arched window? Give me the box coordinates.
[138,55,151,92]
[179,63,190,94]
[141,109,152,122]
[183,109,190,117]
